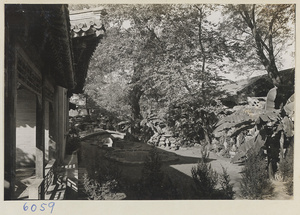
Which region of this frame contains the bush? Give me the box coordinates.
[279,141,294,195]
[218,166,235,199]
[83,173,125,200]
[191,147,234,199]
[191,160,218,199]
[240,151,274,199]
[167,98,219,147]
[81,142,124,199]
[83,173,104,200]
[94,160,122,192]
[137,148,178,199]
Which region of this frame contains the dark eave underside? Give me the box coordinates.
[5,4,75,89]
[69,8,106,93]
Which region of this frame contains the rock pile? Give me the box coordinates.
[147,133,180,150]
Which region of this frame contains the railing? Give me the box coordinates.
[44,159,56,194]
[67,178,78,192]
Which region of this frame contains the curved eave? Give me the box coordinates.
[69,10,106,93]
[43,5,75,89]
[71,33,105,93]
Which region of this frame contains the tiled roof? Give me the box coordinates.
[71,19,105,37]
[6,5,106,93]
[69,8,106,93]
[70,8,106,38]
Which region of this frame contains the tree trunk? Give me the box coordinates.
[128,68,144,137]
[239,5,283,87]
[129,84,143,121]
[203,129,211,147]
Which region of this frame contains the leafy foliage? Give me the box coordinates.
[191,147,235,199]
[278,141,294,195]
[77,5,235,139]
[219,166,235,199]
[137,148,178,199]
[70,4,294,137]
[213,107,262,138]
[68,4,295,200]
[83,173,125,200]
[168,96,220,146]
[214,87,294,167]
[191,159,218,199]
[240,152,274,199]
[233,99,292,165]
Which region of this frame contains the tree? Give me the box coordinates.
[223,4,295,87]
[81,5,170,129]
[162,5,230,145]
[74,4,295,144]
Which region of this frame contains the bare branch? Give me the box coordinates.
[252,4,255,26]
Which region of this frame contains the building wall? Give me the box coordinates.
[16,88,37,168]
[15,78,68,168]
[5,5,79,200]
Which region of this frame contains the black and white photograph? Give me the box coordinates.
[3,2,297,207]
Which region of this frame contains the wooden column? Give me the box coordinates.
[56,87,68,163]
[53,86,61,164]
[35,77,45,200]
[4,35,17,200]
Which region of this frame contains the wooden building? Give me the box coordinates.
[4,4,105,200]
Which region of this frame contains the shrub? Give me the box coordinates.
[83,173,125,200]
[191,146,235,199]
[191,160,218,199]
[191,147,219,199]
[167,98,219,147]
[83,173,104,200]
[94,160,122,192]
[279,141,294,195]
[285,180,293,196]
[240,151,274,199]
[218,166,235,199]
[137,148,178,199]
[83,145,123,193]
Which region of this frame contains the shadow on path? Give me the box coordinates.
[77,131,243,200]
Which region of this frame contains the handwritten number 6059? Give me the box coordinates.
[23,202,55,213]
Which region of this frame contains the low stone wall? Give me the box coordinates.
[147,133,180,150]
